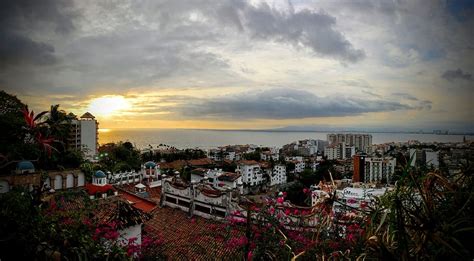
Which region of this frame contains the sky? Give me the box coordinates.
[1,0,473,131]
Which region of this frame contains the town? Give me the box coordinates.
[1,96,473,260]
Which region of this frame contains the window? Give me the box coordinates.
[195,204,211,214]
[178,199,190,208]
[166,196,177,204]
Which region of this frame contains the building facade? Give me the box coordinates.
[352,154,366,183]
[236,160,263,186]
[327,133,372,153]
[270,164,287,186]
[69,112,99,160]
[364,156,396,183]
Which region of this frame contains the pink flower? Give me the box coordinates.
[191,218,196,224]
[346,233,355,242]
[282,192,287,197]
[347,198,357,204]
[247,250,253,261]
[277,197,284,204]
[284,209,290,215]
[303,188,309,194]
[293,209,299,215]
[269,207,275,215]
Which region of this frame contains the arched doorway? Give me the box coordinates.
[66,174,74,188]
[0,180,9,193]
[54,175,63,190]
[77,173,85,187]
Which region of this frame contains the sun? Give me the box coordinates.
[87,95,131,117]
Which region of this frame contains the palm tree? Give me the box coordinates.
[45,105,73,146]
[21,106,57,157]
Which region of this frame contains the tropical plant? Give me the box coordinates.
[363,163,474,260]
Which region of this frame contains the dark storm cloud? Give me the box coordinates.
[175,88,412,120]
[0,31,56,66]
[132,0,365,62]
[441,68,472,82]
[0,0,78,68]
[236,2,366,62]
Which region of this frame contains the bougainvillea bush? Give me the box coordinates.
[0,189,166,260]
[218,192,370,260]
[218,167,473,260]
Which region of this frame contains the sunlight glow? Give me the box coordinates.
[87,95,131,117]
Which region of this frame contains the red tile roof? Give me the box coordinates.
[258,161,271,168]
[159,160,187,170]
[187,158,214,166]
[84,183,115,195]
[238,160,259,165]
[218,172,241,182]
[117,189,157,213]
[145,207,241,260]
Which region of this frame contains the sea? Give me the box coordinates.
[99,129,473,150]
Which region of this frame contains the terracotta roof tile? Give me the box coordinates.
[144,207,241,260]
[187,158,214,167]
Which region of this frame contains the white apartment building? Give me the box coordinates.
[324,145,340,160]
[285,156,303,162]
[260,150,279,161]
[217,172,243,193]
[270,164,287,186]
[236,160,263,186]
[325,143,355,160]
[191,168,242,193]
[294,161,305,173]
[364,156,396,183]
[207,149,222,161]
[345,145,356,159]
[327,133,372,153]
[225,151,236,161]
[69,112,99,160]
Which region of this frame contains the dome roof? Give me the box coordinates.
[17,161,35,171]
[94,170,106,178]
[144,161,156,168]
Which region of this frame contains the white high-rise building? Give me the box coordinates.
[69,112,99,160]
[327,133,372,153]
[237,160,263,186]
[324,144,340,160]
[270,164,287,186]
[365,156,396,183]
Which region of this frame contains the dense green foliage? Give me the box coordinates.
[0,189,165,260]
[0,91,84,171]
[141,148,206,162]
[98,142,142,172]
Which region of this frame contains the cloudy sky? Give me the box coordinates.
[1,0,473,131]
